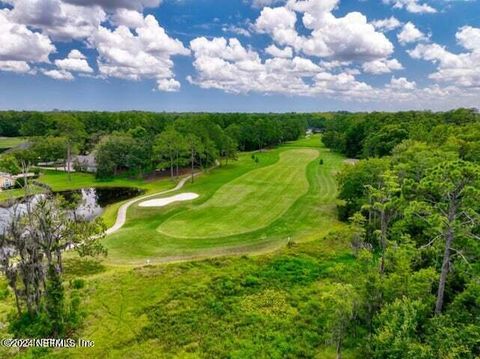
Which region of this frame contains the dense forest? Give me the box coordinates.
[323,108,480,357]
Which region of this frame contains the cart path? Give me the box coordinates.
[106,174,199,235]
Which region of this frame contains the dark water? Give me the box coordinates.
[0,187,143,233]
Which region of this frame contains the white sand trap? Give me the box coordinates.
[138,193,199,208]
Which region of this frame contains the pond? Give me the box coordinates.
[0,187,143,234]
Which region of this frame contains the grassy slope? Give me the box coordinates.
[103,135,344,264]
[158,148,318,238]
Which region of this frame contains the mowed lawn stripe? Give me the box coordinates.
[157,148,318,239]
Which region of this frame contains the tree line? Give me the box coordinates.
[0,112,310,180]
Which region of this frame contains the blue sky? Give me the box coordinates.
[0,0,479,112]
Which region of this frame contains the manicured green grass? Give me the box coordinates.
[0,185,44,202]
[283,134,322,148]
[38,170,173,193]
[158,148,318,238]
[103,136,344,264]
[0,137,25,150]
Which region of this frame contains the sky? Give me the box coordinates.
[0,0,479,112]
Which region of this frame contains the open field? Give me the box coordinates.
[103,135,345,264]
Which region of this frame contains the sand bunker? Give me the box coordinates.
[138,193,199,208]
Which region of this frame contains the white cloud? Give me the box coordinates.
[6,0,106,41]
[43,69,74,80]
[398,22,428,45]
[0,60,32,73]
[110,9,145,28]
[362,58,403,74]
[250,0,284,8]
[407,26,480,88]
[456,26,480,51]
[89,14,189,89]
[371,17,402,32]
[157,78,181,92]
[55,50,93,73]
[188,36,373,98]
[0,9,55,63]
[383,0,436,14]
[222,25,251,37]
[265,44,293,58]
[388,76,416,90]
[254,0,394,62]
[62,0,162,10]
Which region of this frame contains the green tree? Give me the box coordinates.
[0,155,21,175]
[362,170,401,273]
[185,134,203,183]
[410,160,480,314]
[154,127,186,179]
[320,283,358,359]
[51,115,87,181]
[372,297,431,359]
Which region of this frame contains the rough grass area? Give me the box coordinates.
[158,149,318,238]
[103,136,344,264]
[39,236,354,359]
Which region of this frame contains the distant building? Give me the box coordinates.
[0,172,35,190]
[73,154,97,173]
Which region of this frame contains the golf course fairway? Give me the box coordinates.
[157,148,318,238]
[102,136,343,264]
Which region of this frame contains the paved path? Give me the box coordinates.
[106,174,198,235]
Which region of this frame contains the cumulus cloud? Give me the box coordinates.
[0,60,32,73]
[110,9,145,28]
[249,0,284,8]
[62,0,162,10]
[157,78,181,92]
[5,0,106,40]
[362,58,403,74]
[371,17,402,32]
[188,36,373,98]
[456,26,480,51]
[222,24,251,37]
[54,50,93,73]
[42,68,74,80]
[383,0,436,14]
[254,0,394,62]
[265,44,293,58]
[0,9,55,65]
[388,76,416,90]
[398,22,428,45]
[408,27,480,88]
[89,14,189,90]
